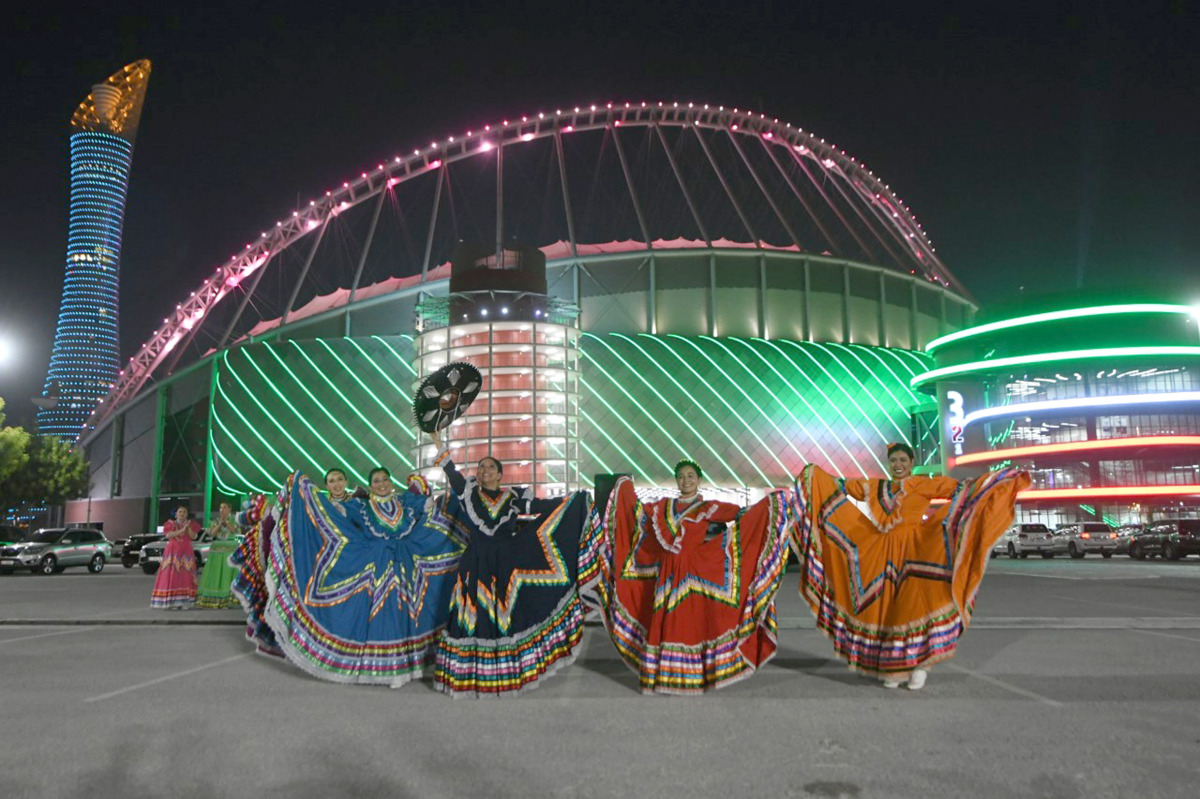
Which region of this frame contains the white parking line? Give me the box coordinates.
[1133,629,1200,644]
[0,627,96,644]
[990,570,1084,580]
[1050,594,1177,615]
[85,652,254,703]
[940,662,1064,707]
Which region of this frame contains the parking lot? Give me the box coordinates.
[3,558,1199,798]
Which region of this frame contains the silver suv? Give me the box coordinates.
[0,527,113,575]
[1055,522,1118,559]
[1001,523,1056,558]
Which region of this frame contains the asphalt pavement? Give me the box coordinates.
[3,557,1199,798]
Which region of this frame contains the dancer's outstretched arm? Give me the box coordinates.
[429,427,468,495]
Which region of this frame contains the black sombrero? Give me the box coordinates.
[412,362,483,432]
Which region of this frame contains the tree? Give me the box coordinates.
[0,398,31,487]
[0,434,90,509]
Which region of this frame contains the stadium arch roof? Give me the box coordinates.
[89,100,969,432]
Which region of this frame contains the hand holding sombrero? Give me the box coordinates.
[412,362,483,433]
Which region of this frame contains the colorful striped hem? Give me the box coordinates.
[261,508,441,686]
[434,590,586,698]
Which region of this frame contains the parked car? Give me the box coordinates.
[0,524,31,547]
[1128,520,1200,560]
[121,533,166,568]
[1000,523,1057,559]
[1054,522,1119,558]
[1114,523,1146,556]
[138,531,212,575]
[0,527,112,575]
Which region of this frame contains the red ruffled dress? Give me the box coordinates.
[588,477,790,694]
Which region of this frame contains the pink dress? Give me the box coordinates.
[150,519,200,609]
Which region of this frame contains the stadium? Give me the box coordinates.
[70,100,979,533]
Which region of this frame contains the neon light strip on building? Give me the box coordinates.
[911,347,1200,388]
[954,435,1200,466]
[1018,485,1200,501]
[924,304,1198,354]
[961,391,1200,429]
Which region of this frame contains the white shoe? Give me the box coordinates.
[882,678,902,689]
[907,668,928,691]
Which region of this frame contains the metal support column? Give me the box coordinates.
[802,259,812,341]
[495,143,504,262]
[420,166,445,281]
[762,141,840,253]
[346,187,389,336]
[531,320,539,494]
[648,254,657,334]
[148,385,168,530]
[281,218,330,327]
[843,263,852,343]
[109,413,125,498]
[202,358,218,523]
[910,281,919,350]
[217,250,275,350]
[709,254,718,336]
[554,132,580,262]
[759,253,768,338]
[879,271,888,347]
[654,124,711,245]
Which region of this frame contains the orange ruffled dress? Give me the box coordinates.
[789,465,1029,679]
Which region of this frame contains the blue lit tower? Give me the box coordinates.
[39,61,151,439]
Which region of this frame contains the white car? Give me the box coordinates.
[138,532,213,575]
[1000,523,1056,559]
[1054,522,1118,559]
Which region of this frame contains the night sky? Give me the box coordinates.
[1,2,1197,427]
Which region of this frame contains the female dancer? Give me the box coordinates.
[150,505,202,610]
[429,428,601,697]
[789,442,1028,689]
[242,465,463,685]
[231,468,357,656]
[323,467,351,502]
[196,501,243,609]
[590,459,790,694]
[230,492,281,656]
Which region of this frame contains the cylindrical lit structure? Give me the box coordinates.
[40,60,151,439]
[414,244,581,494]
[414,318,581,493]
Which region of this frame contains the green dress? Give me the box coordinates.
[197,517,243,609]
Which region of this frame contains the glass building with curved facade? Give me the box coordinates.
[914,302,1200,525]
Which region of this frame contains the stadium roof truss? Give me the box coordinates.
[91,101,968,432]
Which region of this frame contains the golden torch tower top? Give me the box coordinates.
[69,59,152,141]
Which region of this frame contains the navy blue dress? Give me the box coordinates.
[433,455,602,697]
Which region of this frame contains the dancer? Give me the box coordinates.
[589,459,790,695]
[196,501,243,609]
[789,442,1028,689]
[323,467,352,502]
[230,493,281,656]
[429,428,601,697]
[231,469,360,656]
[254,465,464,685]
[150,505,202,610]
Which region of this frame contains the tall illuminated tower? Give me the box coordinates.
[39,60,151,439]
